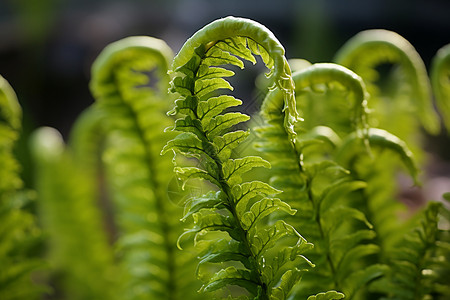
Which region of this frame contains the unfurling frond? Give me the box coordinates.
[85,36,201,300]
[169,16,300,142]
[164,16,312,300]
[334,29,439,136]
[431,43,450,132]
[257,63,382,299]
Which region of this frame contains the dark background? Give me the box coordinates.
[1,0,449,196]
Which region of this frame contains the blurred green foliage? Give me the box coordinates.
[0,14,449,300]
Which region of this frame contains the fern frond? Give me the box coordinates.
[259,63,369,170]
[0,75,43,299]
[336,128,419,184]
[170,15,300,142]
[431,43,450,132]
[262,63,369,139]
[334,126,421,266]
[334,29,439,136]
[164,16,311,299]
[30,127,118,300]
[257,64,383,299]
[370,201,450,299]
[88,36,202,299]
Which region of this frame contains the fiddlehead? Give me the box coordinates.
[163,16,312,299]
[334,29,440,137]
[431,43,450,132]
[169,16,300,143]
[88,36,201,299]
[0,75,43,299]
[257,63,381,299]
[263,63,369,140]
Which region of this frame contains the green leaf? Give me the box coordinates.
[367,128,419,184]
[162,132,206,158]
[241,198,296,232]
[337,244,380,281]
[173,115,205,139]
[233,181,281,214]
[330,229,376,261]
[323,206,373,233]
[186,210,237,239]
[336,128,419,184]
[223,156,271,185]
[197,239,251,270]
[198,95,242,127]
[300,126,342,149]
[306,290,345,300]
[170,96,198,117]
[171,76,194,96]
[264,236,314,280]
[319,180,367,213]
[215,37,257,64]
[200,266,258,295]
[174,166,220,187]
[443,192,450,202]
[306,160,350,179]
[195,77,233,99]
[270,268,303,300]
[342,264,388,298]
[247,38,274,70]
[202,47,245,69]
[214,130,250,161]
[175,54,202,78]
[197,65,235,80]
[251,220,299,257]
[205,112,250,139]
[182,191,224,221]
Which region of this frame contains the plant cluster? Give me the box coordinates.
[1,16,449,300]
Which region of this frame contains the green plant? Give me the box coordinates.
[30,36,202,300]
[162,16,313,299]
[431,43,450,132]
[334,29,439,151]
[0,75,43,299]
[30,126,118,300]
[0,15,449,300]
[86,35,199,300]
[256,63,381,299]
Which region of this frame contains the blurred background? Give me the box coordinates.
[0,0,449,192]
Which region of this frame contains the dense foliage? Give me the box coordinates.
[1,16,449,300]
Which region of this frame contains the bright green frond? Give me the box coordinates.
[431,43,450,132]
[165,16,310,299]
